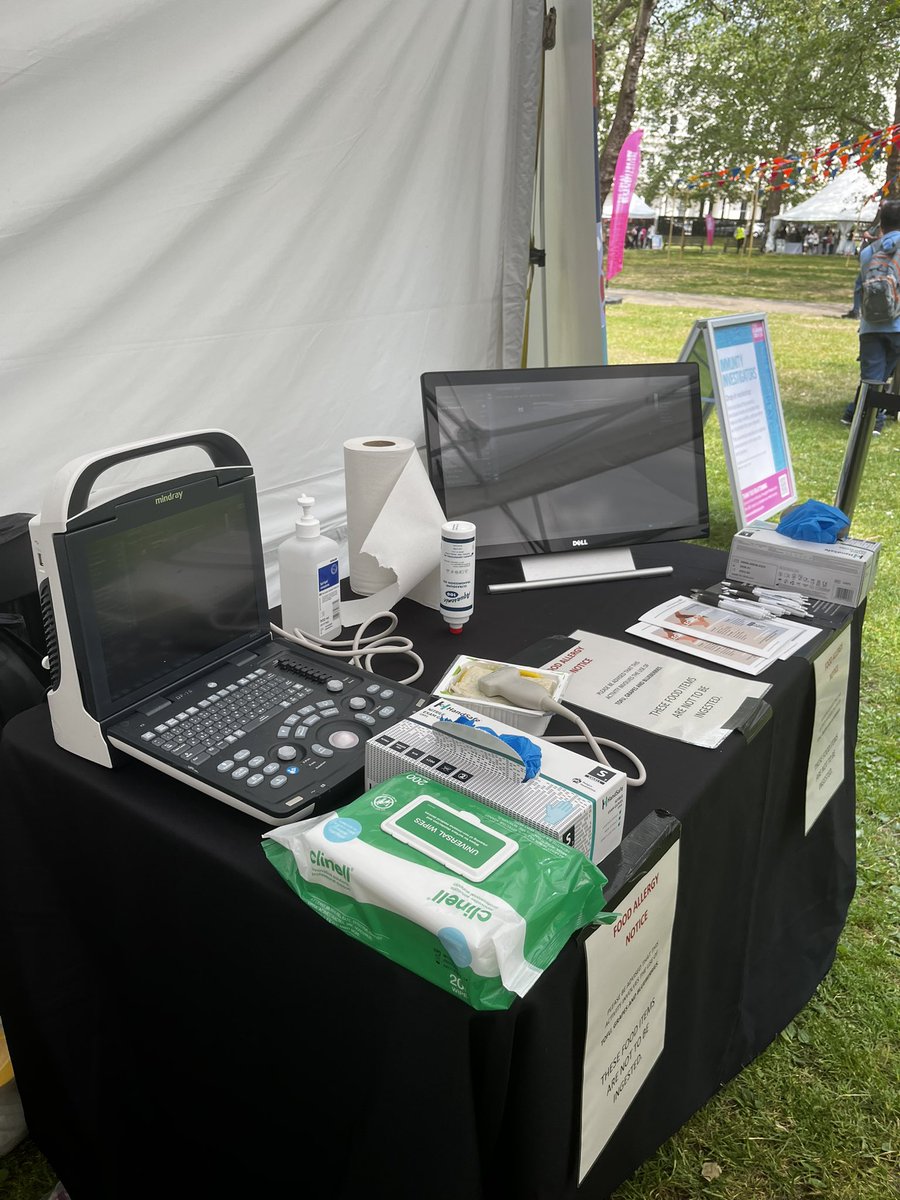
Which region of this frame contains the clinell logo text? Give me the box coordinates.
[310,850,351,882]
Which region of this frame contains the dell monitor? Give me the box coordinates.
[421,363,709,583]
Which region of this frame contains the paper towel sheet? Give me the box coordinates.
[341,436,447,627]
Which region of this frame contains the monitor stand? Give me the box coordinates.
[486,548,675,594]
[520,547,636,583]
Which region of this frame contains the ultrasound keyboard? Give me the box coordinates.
[106,642,429,824]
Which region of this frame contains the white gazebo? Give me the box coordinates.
[601,192,657,221]
[766,169,883,253]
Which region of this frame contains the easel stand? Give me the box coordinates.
[835,380,900,518]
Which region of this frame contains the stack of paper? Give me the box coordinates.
[628,596,819,676]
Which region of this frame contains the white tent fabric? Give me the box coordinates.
[1,0,602,600]
[765,169,883,253]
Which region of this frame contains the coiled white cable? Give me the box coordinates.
[270,611,425,684]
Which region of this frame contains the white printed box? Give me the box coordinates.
[727,520,880,606]
[364,697,627,866]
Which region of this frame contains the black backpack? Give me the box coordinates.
[0,513,48,733]
[860,237,900,323]
[0,614,46,731]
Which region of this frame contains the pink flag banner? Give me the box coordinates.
[705,214,716,246]
[605,129,643,281]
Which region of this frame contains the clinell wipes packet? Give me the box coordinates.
[263,773,614,1011]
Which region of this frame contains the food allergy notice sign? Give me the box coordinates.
[680,313,796,526]
[579,839,680,1180]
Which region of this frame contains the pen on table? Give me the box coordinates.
[716,597,782,620]
[719,586,812,618]
[690,590,780,620]
[721,582,812,608]
[756,588,809,602]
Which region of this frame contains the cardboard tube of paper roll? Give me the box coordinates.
[341,436,447,627]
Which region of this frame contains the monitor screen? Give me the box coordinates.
[60,472,270,719]
[422,364,709,562]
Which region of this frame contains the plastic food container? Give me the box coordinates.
[432,655,569,735]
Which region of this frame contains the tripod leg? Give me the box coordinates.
[835,381,881,518]
[842,380,863,426]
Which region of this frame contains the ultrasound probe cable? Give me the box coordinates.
[271,611,425,685]
[477,666,647,787]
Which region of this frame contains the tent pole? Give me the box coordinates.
[538,111,549,366]
[745,178,760,266]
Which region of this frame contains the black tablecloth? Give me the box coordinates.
[0,543,859,1199]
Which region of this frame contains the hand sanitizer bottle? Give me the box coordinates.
[278,495,342,640]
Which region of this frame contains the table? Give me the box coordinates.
[0,543,860,1199]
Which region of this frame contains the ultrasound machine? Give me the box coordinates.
[29,431,428,825]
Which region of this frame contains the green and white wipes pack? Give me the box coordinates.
[263,773,614,1011]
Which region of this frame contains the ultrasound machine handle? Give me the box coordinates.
[38,429,251,527]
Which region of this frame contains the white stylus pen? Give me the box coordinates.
[717,597,779,620]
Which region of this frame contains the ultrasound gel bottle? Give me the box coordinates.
[440,520,476,633]
[278,495,342,640]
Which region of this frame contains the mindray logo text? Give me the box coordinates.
[155,490,184,505]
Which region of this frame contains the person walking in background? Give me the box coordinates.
[841,200,900,436]
[734,224,746,254]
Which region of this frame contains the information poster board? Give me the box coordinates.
[680,313,797,526]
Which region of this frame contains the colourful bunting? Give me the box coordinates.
[674,124,900,194]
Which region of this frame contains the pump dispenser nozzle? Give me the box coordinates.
[295,494,320,539]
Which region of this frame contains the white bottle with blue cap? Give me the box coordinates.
[278,494,342,640]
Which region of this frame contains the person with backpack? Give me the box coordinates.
[841,200,900,435]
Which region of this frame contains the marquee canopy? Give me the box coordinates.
[601,192,657,220]
[765,169,884,251]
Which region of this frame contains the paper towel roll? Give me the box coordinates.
[341,435,448,627]
[344,437,417,595]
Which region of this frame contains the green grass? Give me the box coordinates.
[611,244,860,304]
[0,1138,56,1199]
[604,298,900,1200]
[2,271,898,1200]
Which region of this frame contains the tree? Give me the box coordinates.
[886,64,900,201]
[595,0,660,210]
[632,0,900,220]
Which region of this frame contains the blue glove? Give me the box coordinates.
[776,499,849,544]
[453,715,542,780]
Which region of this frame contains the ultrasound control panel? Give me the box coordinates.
[106,642,429,824]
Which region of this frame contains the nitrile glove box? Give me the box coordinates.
[727,520,880,606]
[364,698,627,866]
